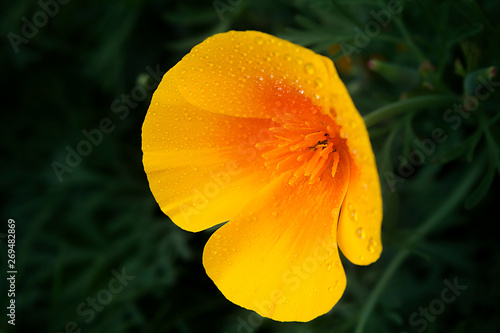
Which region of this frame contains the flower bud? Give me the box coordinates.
[367,59,421,91]
[464,66,497,96]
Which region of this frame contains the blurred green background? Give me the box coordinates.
[1,0,500,332]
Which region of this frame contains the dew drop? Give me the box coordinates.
[272,211,278,217]
[368,244,375,253]
[284,54,292,61]
[351,210,358,222]
[355,227,365,239]
[304,63,315,74]
[296,57,303,65]
[255,37,264,45]
[315,78,324,88]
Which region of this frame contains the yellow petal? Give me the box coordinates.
[334,71,383,264]
[203,151,351,322]
[174,30,341,119]
[142,66,274,232]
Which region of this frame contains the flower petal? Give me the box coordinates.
[334,76,383,264]
[173,30,340,119]
[203,151,351,322]
[142,67,275,232]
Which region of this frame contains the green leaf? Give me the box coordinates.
[445,23,484,49]
[466,131,483,162]
[465,162,495,209]
[480,114,500,174]
[436,130,482,164]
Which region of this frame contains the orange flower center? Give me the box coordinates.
[256,106,345,186]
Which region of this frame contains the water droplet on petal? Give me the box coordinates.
[356,227,365,239]
[255,37,263,45]
[305,63,315,74]
[315,78,323,88]
[272,211,278,217]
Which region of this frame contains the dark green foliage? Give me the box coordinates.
[1,0,499,332]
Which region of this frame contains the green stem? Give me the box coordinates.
[354,157,484,333]
[479,114,500,174]
[376,34,404,44]
[363,94,458,128]
[393,14,427,63]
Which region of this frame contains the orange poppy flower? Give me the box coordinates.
[142,30,382,322]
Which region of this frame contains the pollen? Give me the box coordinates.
[256,107,345,186]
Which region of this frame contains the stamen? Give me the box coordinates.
[257,105,346,186]
[331,151,340,179]
[262,145,292,160]
[304,150,323,176]
[309,155,330,184]
[276,155,298,173]
[305,132,327,144]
